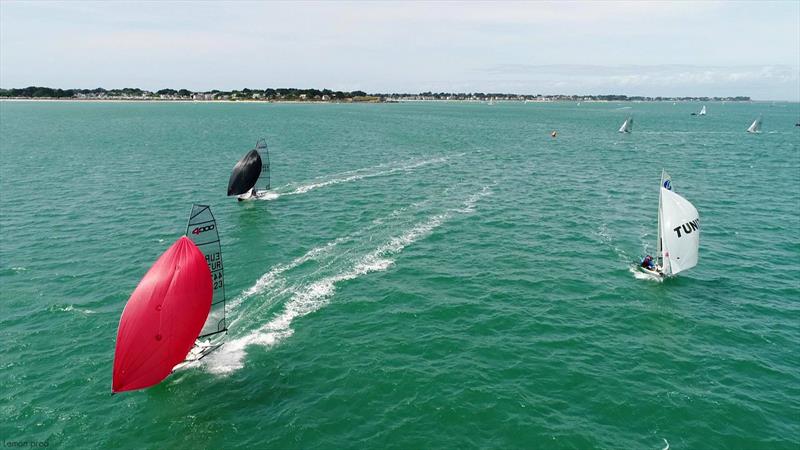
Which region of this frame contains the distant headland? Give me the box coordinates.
[0,86,751,103]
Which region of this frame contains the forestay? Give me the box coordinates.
[185,204,227,338]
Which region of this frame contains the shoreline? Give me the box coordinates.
[0,98,784,104]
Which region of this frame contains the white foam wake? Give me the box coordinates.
[629,266,663,282]
[228,200,431,314]
[229,238,344,311]
[203,186,492,375]
[276,155,452,197]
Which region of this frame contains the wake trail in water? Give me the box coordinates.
[227,198,434,316]
[256,155,459,200]
[595,223,635,264]
[203,186,492,375]
[595,224,664,282]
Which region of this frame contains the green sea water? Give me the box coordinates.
[1,100,798,449]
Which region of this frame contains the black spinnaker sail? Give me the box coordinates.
[227,149,263,196]
[227,139,270,196]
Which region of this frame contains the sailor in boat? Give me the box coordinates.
[641,255,656,271]
[237,187,258,202]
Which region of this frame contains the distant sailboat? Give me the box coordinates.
[747,116,762,133]
[227,138,271,201]
[699,105,707,116]
[618,116,633,133]
[639,170,700,278]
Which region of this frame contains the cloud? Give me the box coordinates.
[1,1,798,99]
[472,64,800,98]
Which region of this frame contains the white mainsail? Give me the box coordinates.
[747,116,762,133]
[658,186,700,276]
[618,117,633,133]
[699,105,707,116]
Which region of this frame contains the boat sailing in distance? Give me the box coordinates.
[639,170,700,278]
[112,205,227,393]
[618,116,633,133]
[747,116,762,133]
[227,138,271,201]
[691,105,707,116]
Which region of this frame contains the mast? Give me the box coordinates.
[657,170,672,271]
[656,170,664,266]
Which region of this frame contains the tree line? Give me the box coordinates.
[0,86,371,100]
[0,86,751,102]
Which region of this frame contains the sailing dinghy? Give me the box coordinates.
[618,117,633,133]
[227,138,271,201]
[699,105,707,116]
[639,170,700,278]
[112,236,212,393]
[747,116,762,133]
[112,205,227,393]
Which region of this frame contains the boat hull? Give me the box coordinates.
[638,265,665,278]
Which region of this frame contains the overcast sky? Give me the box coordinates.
[1,1,798,100]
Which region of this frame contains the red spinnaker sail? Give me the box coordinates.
[112,236,212,393]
